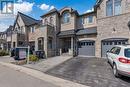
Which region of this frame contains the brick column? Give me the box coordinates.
[95,39,101,58]
[70,37,74,56]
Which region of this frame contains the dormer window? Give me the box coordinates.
[106,0,113,16]
[62,12,70,24]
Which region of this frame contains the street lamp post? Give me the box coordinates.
[27,45,30,64]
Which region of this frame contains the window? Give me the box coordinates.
[81,17,85,24]
[114,47,121,55]
[20,26,25,33]
[38,37,44,50]
[110,47,116,53]
[48,37,53,49]
[50,17,54,25]
[44,18,48,24]
[13,42,15,48]
[31,26,35,33]
[88,16,93,23]
[106,0,113,16]
[114,0,121,15]
[124,48,130,58]
[62,12,70,24]
[110,47,121,55]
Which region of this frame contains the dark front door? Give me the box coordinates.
[61,38,71,53]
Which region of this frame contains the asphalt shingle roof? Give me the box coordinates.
[102,38,128,42]
[41,8,58,17]
[18,12,39,26]
[57,30,75,36]
[6,25,13,32]
[76,27,97,35]
[57,27,97,36]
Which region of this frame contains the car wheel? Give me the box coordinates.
[113,64,120,78]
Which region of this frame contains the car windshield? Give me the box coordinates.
[124,48,130,58]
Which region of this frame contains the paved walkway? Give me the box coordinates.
[23,55,72,72]
[0,56,14,63]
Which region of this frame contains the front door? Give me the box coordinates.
[61,38,71,53]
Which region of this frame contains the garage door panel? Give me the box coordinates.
[102,40,128,58]
[78,41,95,56]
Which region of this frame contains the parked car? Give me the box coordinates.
[106,45,130,77]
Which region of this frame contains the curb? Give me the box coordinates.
[0,62,90,87]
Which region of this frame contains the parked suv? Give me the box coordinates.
[106,45,130,77]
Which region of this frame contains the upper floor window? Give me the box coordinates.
[62,12,70,24]
[114,0,121,15]
[48,37,53,49]
[31,26,35,33]
[82,17,85,24]
[44,18,48,24]
[50,17,54,25]
[106,0,113,16]
[88,16,93,23]
[21,26,24,33]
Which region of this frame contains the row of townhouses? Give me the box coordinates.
[1,0,130,58]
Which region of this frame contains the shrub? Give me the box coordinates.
[29,55,39,62]
[0,50,9,56]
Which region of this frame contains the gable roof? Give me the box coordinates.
[18,12,39,26]
[41,8,58,18]
[6,25,13,32]
[94,0,103,9]
[13,12,39,29]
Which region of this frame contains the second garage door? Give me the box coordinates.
[101,38,128,58]
[78,40,95,57]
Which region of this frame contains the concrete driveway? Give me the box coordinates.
[46,57,130,87]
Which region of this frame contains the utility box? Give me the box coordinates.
[14,47,28,60]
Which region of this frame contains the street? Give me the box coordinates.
[46,57,130,87]
[0,64,59,87]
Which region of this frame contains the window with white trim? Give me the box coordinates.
[62,12,70,24]
[88,16,93,23]
[50,17,54,25]
[106,0,113,16]
[114,0,121,15]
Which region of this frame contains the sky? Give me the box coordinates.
[0,0,96,32]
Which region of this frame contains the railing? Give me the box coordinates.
[43,21,55,27]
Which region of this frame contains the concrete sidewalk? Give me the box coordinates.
[0,61,90,87]
[23,55,72,72]
[0,56,14,63]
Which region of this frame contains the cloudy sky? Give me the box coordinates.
[0,0,96,32]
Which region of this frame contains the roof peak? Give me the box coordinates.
[18,11,38,21]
